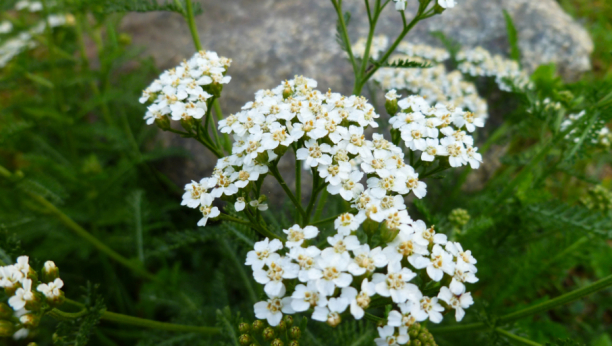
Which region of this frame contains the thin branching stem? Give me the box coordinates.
[60,299,220,334]
[184,0,202,51]
[431,273,612,334]
[269,165,307,221]
[495,328,542,346]
[331,0,359,76]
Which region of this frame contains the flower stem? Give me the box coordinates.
[62,299,220,334]
[0,165,157,281]
[220,213,281,240]
[331,0,359,77]
[214,99,232,153]
[269,165,307,221]
[431,273,612,334]
[313,189,328,221]
[495,328,542,346]
[184,0,202,51]
[219,237,259,304]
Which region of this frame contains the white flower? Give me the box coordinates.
[388,302,418,328]
[421,138,446,162]
[291,281,327,312]
[283,224,319,248]
[372,261,420,304]
[375,325,409,346]
[348,245,387,276]
[393,0,407,11]
[438,0,456,8]
[465,146,483,169]
[14,256,30,276]
[312,297,349,324]
[411,296,445,323]
[296,139,332,167]
[334,213,365,236]
[441,137,467,167]
[412,220,447,246]
[438,287,474,321]
[399,166,427,199]
[253,257,299,296]
[446,241,477,272]
[8,278,34,310]
[254,288,294,326]
[197,195,220,227]
[288,246,321,282]
[181,179,213,208]
[245,238,283,270]
[367,170,406,199]
[37,278,64,299]
[401,124,427,151]
[453,111,484,132]
[385,89,399,101]
[249,200,269,211]
[412,244,455,282]
[0,21,13,34]
[235,197,246,211]
[310,250,353,296]
[449,267,478,295]
[327,170,364,201]
[325,234,360,257]
[383,230,429,265]
[341,279,377,319]
[0,265,23,289]
[261,123,295,149]
[344,126,371,157]
[318,161,351,186]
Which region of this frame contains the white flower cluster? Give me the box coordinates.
[248,217,477,344]
[397,42,450,63]
[139,50,232,125]
[374,54,489,120]
[387,92,484,168]
[560,110,611,148]
[15,0,43,12]
[352,35,389,61]
[457,46,532,92]
[0,21,13,35]
[0,257,64,339]
[0,14,69,68]
[393,0,456,11]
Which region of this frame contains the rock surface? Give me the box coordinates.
[122,0,593,193]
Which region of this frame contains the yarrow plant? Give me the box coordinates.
[0,257,65,339]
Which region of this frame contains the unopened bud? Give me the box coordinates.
[275,320,286,332]
[326,312,341,327]
[0,320,14,337]
[263,327,275,341]
[385,90,399,115]
[180,118,196,133]
[42,261,60,282]
[252,319,265,332]
[282,81,292,99]
[283,315,293,327]
[448,208,470,228]
[239,334,251,346]
[289,326,301,340]
[433,3,445,13]
[154,116,171,131]
[20,314,40,329]
[289,341,299,346]
[381,221,400,243]
[24,295,41,311]
[363,218,379,235]
[271,339,284,346]
[238,322,251,334]
[205,82,224,98]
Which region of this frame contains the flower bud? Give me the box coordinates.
[154,116,171,131]
[433,3,446,13]
[239,334,251,346]
[205,82,224,98]
[118,33,132,46]
[41,261,60,282]
[275,320,286,332]
[238,322,251,334]
[412,340,422,346]
[47,291,66,308]
[385,90,399,115]
[381,221,399,243]
[326,312,341,327]
[283,315,293,327]
[0,303,12,319]
[271,339,284,346]
[282,81,292,99]
[0,320,14,337]
[24,295,41,311]
[289,341,299,346]
[20,313,40,329]
[252,319,265,332]
[289,326,301,340]
[262,327,275,341]
[180,118,196,133]
[448,208,470,228]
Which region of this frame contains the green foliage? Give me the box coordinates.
[101,0,203,16]
[503,10,521,64]
[53,284,105,346]
[369,57,431,69]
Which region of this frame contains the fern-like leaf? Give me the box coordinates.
[524,201,612,238]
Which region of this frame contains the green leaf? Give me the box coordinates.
[370,58,431,69]
[525,201,612,238]
[503,10,521,64]
[335,11,352,53]
[101,0,203,15]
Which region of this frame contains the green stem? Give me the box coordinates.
[269,165,307,220]
[310,213,340,226]
[358,0,381,81]
[63,299,220,334]
[495,328,542,346]
[331,0,359,77]
[0,165,156,281]
[295,150,302,216]
[313,189,328,221]
[431,273,612,334]
[220,213,280,240]
[214,99,232,153]
[184,0,202,51]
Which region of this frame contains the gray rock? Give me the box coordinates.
[122,0,593,193]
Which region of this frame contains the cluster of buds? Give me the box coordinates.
[448,208,470,234]
[239,315,301,346]
[580,185,612,213]
[0,257,64,339]
[375,322,437,346]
